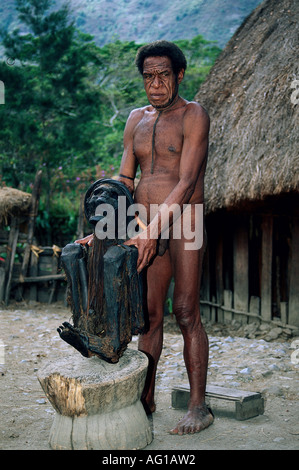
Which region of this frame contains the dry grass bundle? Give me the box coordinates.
[0,187,32,225]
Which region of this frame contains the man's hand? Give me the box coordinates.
[124,230,157,273]
[74,234,94,246]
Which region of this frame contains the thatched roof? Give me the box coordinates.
[195,0,299,214]
[0,187,32,225]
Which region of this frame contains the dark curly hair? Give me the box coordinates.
[135,40,187,76]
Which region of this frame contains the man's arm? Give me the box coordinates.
[125,102,209,272]
[118,108,142,193]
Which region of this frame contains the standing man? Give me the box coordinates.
[119,40,213,435]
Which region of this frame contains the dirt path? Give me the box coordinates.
[0,302,298,450]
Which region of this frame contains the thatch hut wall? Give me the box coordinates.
[196,0,299,213]
[195,0,299,328]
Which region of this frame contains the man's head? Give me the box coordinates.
[135,41,187,109]
[135,40,187,77]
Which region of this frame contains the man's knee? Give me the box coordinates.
[172,298,201,331]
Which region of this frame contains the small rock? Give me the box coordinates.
[222,369,237,375]
[244,323,259,334]
[263,385,284,396]
[228,381,240,388]
[268,363,280,371]
[262,370,273,378]
[240,367,253,375]
[36,398,46,404]
[223,336,235,343]
[265,327,283,341]
[259,323,270,332]
[273,348,286,357]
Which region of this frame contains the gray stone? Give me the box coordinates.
[259,323,270,331]
[262,385,284,397]
[223,336,235,343]
[268,363,280,371]
[239,367,253,375]
[265,327,283,341]
[222,370,237,375]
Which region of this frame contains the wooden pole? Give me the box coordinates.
[201,246,211,321]
[260,215,273,322]
[29,237,38,302]
[48,250,59,304]
[76,193,85,240]
[249,295,260,324]
[4,217,19,305]
[215,233,224,322]
[233,216,249,324]
[223,289,233,324]
[288,217,299,327]
[18,170,42,299]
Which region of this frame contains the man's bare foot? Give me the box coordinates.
[170,403,214,435]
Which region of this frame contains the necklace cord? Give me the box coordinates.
[151,111,162,174]
[150,95,180,174]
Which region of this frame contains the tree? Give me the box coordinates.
[175,35,221,100]
[0,0,104,242]
[0,0,104,181]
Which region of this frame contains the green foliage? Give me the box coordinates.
[0,0,221,244]
[175,35,221,100]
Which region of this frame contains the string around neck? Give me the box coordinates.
[150,95,180,174]
[151,111,162,174]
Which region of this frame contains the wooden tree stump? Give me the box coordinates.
[37,349,152,450]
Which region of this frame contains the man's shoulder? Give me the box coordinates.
[124,105,149,135]
[127,105,150,122]
[184,100,209,120]
[183,100,210,130]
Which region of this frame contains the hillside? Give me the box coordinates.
[0,0,262,48]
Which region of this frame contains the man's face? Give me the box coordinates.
[142,56,184,109]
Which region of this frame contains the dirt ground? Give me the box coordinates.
[0,301,298,451]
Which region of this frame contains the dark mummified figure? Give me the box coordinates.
[57,179,145,363]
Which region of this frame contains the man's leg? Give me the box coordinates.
[138,250,172,413]
[169,226,213,434]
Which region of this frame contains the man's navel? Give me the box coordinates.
[168,145,176,153]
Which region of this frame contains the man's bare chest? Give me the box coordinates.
[133,112,184,162]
